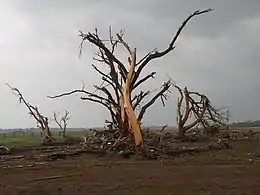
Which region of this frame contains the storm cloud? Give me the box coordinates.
[0,0,259,128]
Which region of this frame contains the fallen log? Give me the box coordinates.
[32,172,83,181]
[41,149,109,161]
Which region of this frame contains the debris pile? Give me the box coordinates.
[0,145,11,155]
[6,129,260,160]
[80,128,232,159]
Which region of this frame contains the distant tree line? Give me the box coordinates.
[231,120,260,127]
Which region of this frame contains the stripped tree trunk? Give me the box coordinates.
[48,9,213,148]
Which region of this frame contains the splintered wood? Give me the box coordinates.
[48,9,213,149]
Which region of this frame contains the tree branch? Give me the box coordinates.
[132,71,156,90]
[174,84,184,121]
[132,90,151,110]
[138,81,171,121]
[132,8,213,85]
[79,31,128,80]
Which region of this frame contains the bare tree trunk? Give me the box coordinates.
[62,130,66,138]
[53,110,70,138]
[178,127,185,138]
[123,48,143,148]
[43,125,53,142]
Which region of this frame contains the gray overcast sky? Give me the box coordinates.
[0,0,259,128]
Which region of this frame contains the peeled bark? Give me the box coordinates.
[123,49,143,148]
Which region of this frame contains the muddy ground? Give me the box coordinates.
[1,140,260,195]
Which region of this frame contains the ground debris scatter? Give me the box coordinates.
[1,130,260,194]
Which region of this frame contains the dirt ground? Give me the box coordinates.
[1,140,260,195]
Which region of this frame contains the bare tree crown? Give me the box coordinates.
[48,8,213,148]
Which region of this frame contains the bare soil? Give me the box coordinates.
[1,140,260,195]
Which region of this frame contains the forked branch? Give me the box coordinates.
[53,110,70,137]
[138,80,171,121]
[132,8,213,85]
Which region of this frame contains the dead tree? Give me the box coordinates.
[7,84,53,143]
[48,9,213,148]
[174,84,226,138]
[53,110,70,138]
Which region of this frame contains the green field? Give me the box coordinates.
[0,130,87,147]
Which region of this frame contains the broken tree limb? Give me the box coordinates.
[32,173,83,182]
[132,9,213,86]
[7,83,53,142]
[138,80,171,121]
[132,71,156,90]
[174,84,226,138]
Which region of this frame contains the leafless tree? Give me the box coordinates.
[7,83,53,143]
[48,9,213,148]
[53,110,70,138]
[174,84,226,138]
